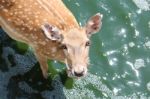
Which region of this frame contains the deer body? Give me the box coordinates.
[0,0,102,78]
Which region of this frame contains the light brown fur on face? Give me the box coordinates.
[0,0,103,78]
[62,29,90,77]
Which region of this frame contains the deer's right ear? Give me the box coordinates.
[41,23,63,41]
[85,13,103,37]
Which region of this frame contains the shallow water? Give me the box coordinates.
[0,0,150,99]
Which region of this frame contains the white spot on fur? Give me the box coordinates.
[40,41,46,45]
[18,5,23,9]
[52,47,57,53]
[21,28,25,31]
[3,9,8,12]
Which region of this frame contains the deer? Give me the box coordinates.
[0,0,103,79]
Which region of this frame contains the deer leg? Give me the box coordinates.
[34,50,49,79]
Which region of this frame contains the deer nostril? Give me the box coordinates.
[74,71,84,77]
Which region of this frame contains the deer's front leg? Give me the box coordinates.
[34,50,49,79]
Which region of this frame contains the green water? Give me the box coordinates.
[0,0,150,98]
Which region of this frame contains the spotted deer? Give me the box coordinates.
[0,0,103,78]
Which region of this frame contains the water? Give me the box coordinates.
[0,0,150,98]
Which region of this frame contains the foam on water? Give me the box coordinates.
[134,29,140,37]
[113,88,121,95]
[134,59,145,69]
[112,73,121,80]
[63,73,150,98]
[147,82,150,91]
[145,41,150,49]
[129,42,135,47]
[108,58,118,66]
[136,9,142,14]
[63,74,113,98]
[132,0,150,11]
[127,81,140,86]
[148,21,150,28]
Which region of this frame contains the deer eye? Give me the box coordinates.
[85,41,91,46]
[60,44,67,50]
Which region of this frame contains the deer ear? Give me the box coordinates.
[41,23,63,41]
[85,13,103,37]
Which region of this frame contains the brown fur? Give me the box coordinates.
[0,0,102,78]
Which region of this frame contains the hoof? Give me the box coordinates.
[42,71,48,79]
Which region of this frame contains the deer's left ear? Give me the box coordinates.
[41,23,63,41]
[85,13,103,37]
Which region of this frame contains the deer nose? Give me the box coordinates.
[74,70,84,77]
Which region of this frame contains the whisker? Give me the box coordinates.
[65,58,70,70]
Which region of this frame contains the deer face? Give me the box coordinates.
[42,13,103,78]
[61,28,90,77]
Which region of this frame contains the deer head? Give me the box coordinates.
[41,13,103,78]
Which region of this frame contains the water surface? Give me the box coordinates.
[0,0,150,98]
